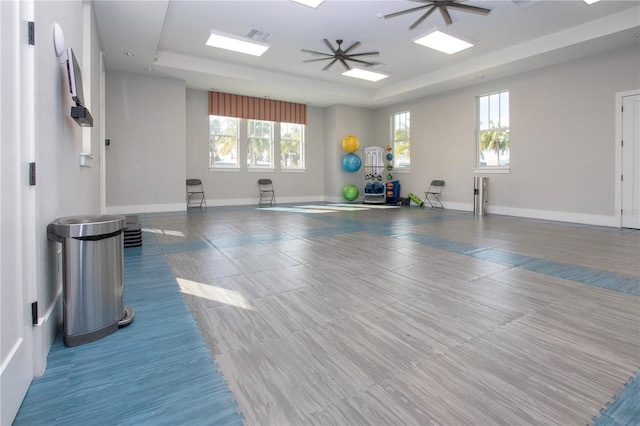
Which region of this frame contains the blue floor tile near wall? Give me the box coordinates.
[14,231,244,426]
[14,208,639,425]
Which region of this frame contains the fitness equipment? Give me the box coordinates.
[386,153,393,161]
[407,192,424,207]
[387,173,393,180]
[342,153,362,172]
[386,163,393,171]
[343,184,359,201]
[342,134,360,153]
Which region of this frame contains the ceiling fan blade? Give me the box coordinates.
[301,49,334,57]
[384,4,431,19]
[322,58,338,71]
[323,39,337,53]
[339,58,351,71]
[303,58,333,63]
[346,51,379,58]
[409,6,436,30]
[439,6,453,25]
[347,58,377,67]
[343,41,361,55]
[447,3,491,15]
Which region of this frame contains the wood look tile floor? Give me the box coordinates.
[158,205,639,426]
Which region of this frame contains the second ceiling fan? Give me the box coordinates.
[385,0,491,30]
[302,39,379,71]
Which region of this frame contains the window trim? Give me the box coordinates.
[391,110,411,172]
[247,119,274,169]
[280,122,305,171]
[209,116,306,172]
[210,115,240,169]
[476,90,510,172]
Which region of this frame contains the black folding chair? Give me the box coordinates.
[424,180,445,208]
[258,179,276,206]
[186,179,207,208]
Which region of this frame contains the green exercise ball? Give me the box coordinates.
[343,184,359,201]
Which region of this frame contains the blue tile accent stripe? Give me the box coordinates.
[14,235,244,426]
[593,371,640,426]
[467,248,640,296]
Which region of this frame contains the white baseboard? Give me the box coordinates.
[441,202,619,227]
[32,290,62,377]
[105,203,187,215]
[106,199,619,227]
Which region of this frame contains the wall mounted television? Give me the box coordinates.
[66,47,93,127]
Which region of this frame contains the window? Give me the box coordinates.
[392,111,410,170]
[247,120,273,168]
[210,115,239,168]
[477,90,510,169]
[280,122,305,169]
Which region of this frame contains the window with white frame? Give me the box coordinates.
[392,111,410,170]
[280,122,305,169]
[210,115,239,168]
[247,120,274,168]
[477,90,510,169]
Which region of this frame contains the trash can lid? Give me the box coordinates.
[49,215,126,238]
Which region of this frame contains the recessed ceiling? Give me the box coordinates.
[94,0,640,108]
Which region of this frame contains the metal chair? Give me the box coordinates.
[186,179,207,208]
[258,179,276,206]
[424,180,445,208]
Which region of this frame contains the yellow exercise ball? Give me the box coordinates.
[386,144,393,152]
[342,135,360,153]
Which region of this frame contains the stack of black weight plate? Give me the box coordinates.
[124,215,142,248]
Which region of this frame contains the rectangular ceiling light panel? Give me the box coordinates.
[206,30,270,56]
[342,68,388,82]
[413,30,474,55]
[290,0,325,7]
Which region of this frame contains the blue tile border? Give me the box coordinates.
[14,248,244,426]
[593,371,640,426]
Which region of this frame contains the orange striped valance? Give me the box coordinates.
[209,92,306,125]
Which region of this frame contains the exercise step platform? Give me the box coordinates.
[124,215,142,248]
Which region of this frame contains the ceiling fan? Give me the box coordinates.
[302,39,379,71]
[384,0,491,30]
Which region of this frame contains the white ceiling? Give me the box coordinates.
[93,0,640,108]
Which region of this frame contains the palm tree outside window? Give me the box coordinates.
[210,115,239,168]
[477,90,510,169]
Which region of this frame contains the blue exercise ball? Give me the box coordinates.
[342,153,362,173]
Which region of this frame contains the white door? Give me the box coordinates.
[622,94,640,229]
[0,0,35,423]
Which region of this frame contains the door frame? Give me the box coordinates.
[0,0,36,423]
[615,89,640,228]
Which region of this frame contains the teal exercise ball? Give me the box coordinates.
[343,184,359,201]
[342,153,362,173]
[386,153,393,161]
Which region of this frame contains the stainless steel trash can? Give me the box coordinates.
[474,177,489,216]
[48,215,133,347]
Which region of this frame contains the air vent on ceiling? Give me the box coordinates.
[510,0,543,8]
[246,29,272,42]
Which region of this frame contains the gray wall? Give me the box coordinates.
[324,105,375,202]
[105,71,186,213]
[35,0,103,372]
[105,44,638,225]
[372,45,640,225]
